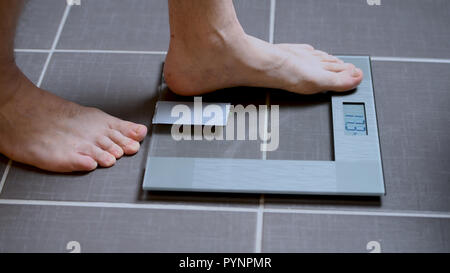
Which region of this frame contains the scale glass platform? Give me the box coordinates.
[142,56,385,196]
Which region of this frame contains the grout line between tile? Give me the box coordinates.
[36,4,71,87]
[264,208,450,219]
[14,49,51,53]
[254,0,276,253]
[254,195,265,253]
[36,55,52,87]
[14,49,167,55]
[13,49,450,65]
[37,55,53,87]
[1,198,450,219]
[0,199,257,213]
[0,160,12,195]
[55,49,168,55]
[256,91,269,252]
[269,0,276,44]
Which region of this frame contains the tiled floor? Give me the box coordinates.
[274,0,450,58]
[15,0,67,49]
[0,205,256,252]
[0,0,449,252]
[262,213,450,252]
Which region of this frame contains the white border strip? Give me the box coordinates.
[371,56,450,64]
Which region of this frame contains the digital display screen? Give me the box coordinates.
[343,103,367,136]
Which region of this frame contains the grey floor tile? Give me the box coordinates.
[234,0,271,42]
[0,204,256,252]
[57,0,270,51]
[262,213,450,253]
[57,0,169,51]
[0,53,259,206]
[14,52,48,84]
[372,61,450,211]
[15,0,67,49]
[265,61,450,212]
[274,0,450,58]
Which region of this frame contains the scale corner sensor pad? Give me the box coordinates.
[143,56,385,196]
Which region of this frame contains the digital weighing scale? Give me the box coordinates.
[142,56,385,196]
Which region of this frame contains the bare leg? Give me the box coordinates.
[164,0,363,96]
[0,1,147,172]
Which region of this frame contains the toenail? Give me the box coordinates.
[127,141,140,150]
[88,161,98,170]
[352,68,361,77]
[135,125,145,135]
[105,154,115,164]
[112,149,121,157]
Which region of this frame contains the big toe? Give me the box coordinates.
[112,119,147,142]
[325,65,363,92]
[71,154,98,172]
[48,153,98,172]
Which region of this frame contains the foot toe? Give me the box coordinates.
[108,129,140,155]
[300,44,314,50]
[323,62,350,72]
[83,144,116,167]
[326,68,363,92]
[320,55,342,63]
[96,136,124,159]
[71,154,98,171]
[277,44,314,55]
[312,49,329,57]
[113,119,147,141]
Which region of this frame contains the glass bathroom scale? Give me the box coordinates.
[142,56,385,196]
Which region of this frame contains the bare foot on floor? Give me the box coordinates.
[164,30,363,96]
[0,64,147,172]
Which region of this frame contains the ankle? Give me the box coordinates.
[0,63,25,106]
[169,19,245,52]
